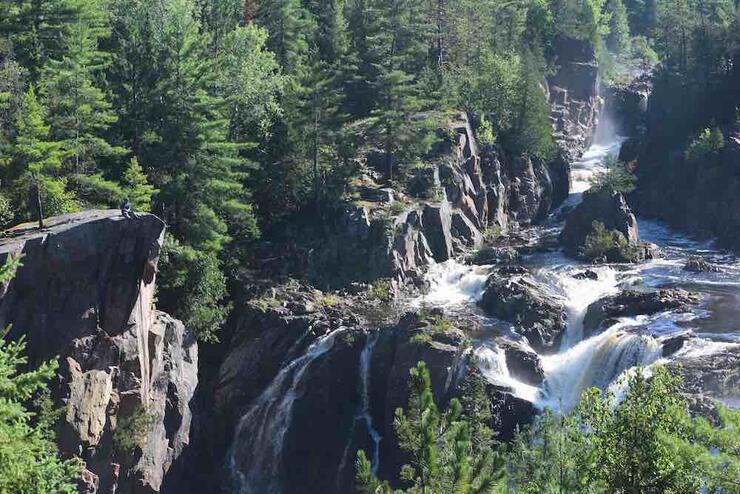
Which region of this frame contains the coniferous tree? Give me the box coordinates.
[40,0,124,177]
[356,362,504,494]
[10,87,73,227]
[0,256,81,493]
[122,157,157,211]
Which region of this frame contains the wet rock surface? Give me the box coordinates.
[683,256,723,273]
[583,288,699,334]
[561,190,641,260]
[500,340,545,385]
[479,269,568,353]
[0,210,197,494]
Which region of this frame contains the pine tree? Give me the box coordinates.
[356,362,504,493]
[40,0,124,175]
[0,255,81,493]
[11,87,72,227]
[122,157,157,211]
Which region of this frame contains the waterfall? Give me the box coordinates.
[475,345,541,403]
[229,329,344,494]
[414,260,490,307]
[335,331,383,489]
[359,332,382,473]
[538,320,663,411]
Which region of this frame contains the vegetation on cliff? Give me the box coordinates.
[0,0,626,340]
[0,257,80,493]
[362,362,740,493]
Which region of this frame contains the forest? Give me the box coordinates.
[0,0,739,492]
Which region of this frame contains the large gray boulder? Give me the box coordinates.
[561,190,640,259]
[0,210,197,494]
[583,288,699,334]
[479,268,568,353]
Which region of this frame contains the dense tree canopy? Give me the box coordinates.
[2,0,735,340]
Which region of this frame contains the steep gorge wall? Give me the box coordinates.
[0,211,197,494]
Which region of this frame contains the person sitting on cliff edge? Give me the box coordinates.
[120,198,139,219]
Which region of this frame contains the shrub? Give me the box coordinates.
[0,192,13,227]
[685,126,724,161]
[68,173,125,208]
[580,221,641,262]
[157,235,230,342]
[589,156,636,194]
[369,278,394,302]
[113,404,158,456]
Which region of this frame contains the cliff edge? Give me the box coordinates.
[0,210,197,494]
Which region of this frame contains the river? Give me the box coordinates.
[415,132,740,413]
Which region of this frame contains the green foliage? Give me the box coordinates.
[356,361,504,493]
[68,173,124,208]
[121,158,157,212]
[580,220,641,262]
[112,403,158,456]
[369,278,394,302]
[685,127,725,161]
[0,256,81,493]
[605,0,631,54]
[589,156,637,194]
[0,193,13,227]
[508,367,739,494]
[157,235,230,342]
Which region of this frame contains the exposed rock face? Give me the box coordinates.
[602,74,652,137]
[631,123,740,253]
[548,37,602,161]
[560,190,640,259]
[583,289,699,334]
[479,269,568,353]
[683,255,723,273]
[0,210,197,494]
[500,340,545,385]
[307,113,569,285]
[670,345,740,403]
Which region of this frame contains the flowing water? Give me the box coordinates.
[229,329,345,494]
[415,131,740,413]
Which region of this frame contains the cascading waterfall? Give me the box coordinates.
[358,332,382,474]
[538,320,663,411]
[474,345,541,403]
[409,120,739,416]
[229,329,344,494]
[414,260,490,307]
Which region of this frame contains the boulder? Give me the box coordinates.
[0,210,196,494]
[572,269,599,280]
[583,289,699,334]
[683,256,723,273]
[560,190,640,259]
[500,340,545,385]
[467,246,520,266]
[479,270,567,353]
[661,331,694,357]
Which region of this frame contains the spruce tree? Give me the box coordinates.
[0,256,81,493]
[11,87,72,227]
[40,0,124,175]
[122,157,157,211]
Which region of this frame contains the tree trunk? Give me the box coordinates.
[34,175,44,229]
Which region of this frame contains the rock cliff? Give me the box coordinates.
[631,123,740,252]
[548,37,602,161]
[0,210,197,494]
[307,113,568,286]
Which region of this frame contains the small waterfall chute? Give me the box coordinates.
[474,345,541,403]
[229,328,344,494]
